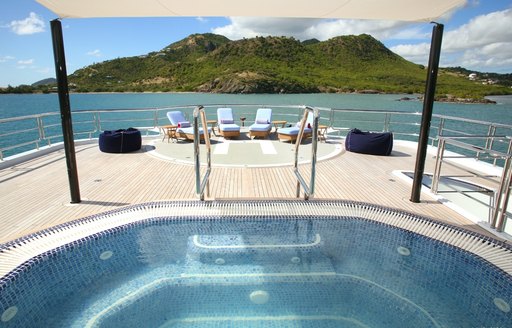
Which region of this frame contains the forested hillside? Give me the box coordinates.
[5,33,510,101]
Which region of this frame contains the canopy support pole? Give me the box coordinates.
[51,19,81,203]
[410,22,444,203]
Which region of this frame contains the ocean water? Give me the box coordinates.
[1,93,512,158]
[1,92,512,119]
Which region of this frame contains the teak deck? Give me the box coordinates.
[0,134,503,244]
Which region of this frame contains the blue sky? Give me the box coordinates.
[1,0,511,87]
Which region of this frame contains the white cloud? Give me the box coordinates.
[303,19,415,41]
[212,9,512,73]
[16,59,35,69]
[196,17,207,23]
[213,17,318,40]
[443,9,512,51]
[9,12,45,35]
[212,17,414,41]
[391,9,512,72]
[86,49,102,57]
[0,55,15,63]
[390,43,431,64]
[17,59,34,65]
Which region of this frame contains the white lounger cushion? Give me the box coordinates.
[167,111,188,125]
[250,108,272,132]
[250,123,272,132]
[167,111,211,135]
[217,108,240,132]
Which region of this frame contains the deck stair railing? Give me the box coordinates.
[433,117,512,167]
[294,106,319,200]
[431,135,512,232]
[192,105,212,201]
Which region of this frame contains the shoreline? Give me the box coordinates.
[0,90,504,104]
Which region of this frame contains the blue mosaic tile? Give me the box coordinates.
[0,202,511,327]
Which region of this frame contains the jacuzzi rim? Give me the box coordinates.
[1,199,512,283]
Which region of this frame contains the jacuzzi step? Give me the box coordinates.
[159,314,364,327]
[192,233,321,249]
[85,275,439,328]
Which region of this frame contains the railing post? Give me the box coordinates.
[483,125,496,164]
[193,106,211,200]
[431,138,446,193]
[411,22,444,203]
[384,113,390,132]
[153,110,159,128]
[435,118,445,146]
[491,156,512,230]
[294,106,319,200]
[51,19,81,203]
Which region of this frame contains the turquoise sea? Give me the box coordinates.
[1,93,512,158]
[1,92,512,120]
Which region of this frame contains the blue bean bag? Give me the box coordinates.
[99,128,142,153]
[345,128,393,156]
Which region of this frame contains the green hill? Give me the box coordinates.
[66,33,511,100]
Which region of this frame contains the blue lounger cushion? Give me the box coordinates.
[218,123,240,132]
[250,123,271,132]
[99,128,141,153]
[179,126,211,135]
[345,128,393,156]
[278,120,313,136]
[277,126,312,136]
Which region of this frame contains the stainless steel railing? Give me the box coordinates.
[192,106,212,201]
[1,104,512,229]
[294,106,319,200]
[431,135,512,232]
[3,105,512,162]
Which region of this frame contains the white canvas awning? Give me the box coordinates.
[37,0,466,22]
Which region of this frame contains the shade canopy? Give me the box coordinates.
[37,0,466,21]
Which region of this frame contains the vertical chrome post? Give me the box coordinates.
[310,108,319,197]
[435,117,445,146]
[384,113,391,132]
[293,106,319,200]
[193,106,211,200]
[431,138,445,193]
[491,156,512,230]
[193,111,201,197]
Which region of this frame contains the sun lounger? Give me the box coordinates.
[217,108,240,138]
[249,108,272,139]
[277,115,314,143]
[166,111,211,141]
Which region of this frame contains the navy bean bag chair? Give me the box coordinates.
[99,128,142,153]
[345,128,393,156]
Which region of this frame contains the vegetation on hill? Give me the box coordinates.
[32,78,57,87]
[2,33,511,101]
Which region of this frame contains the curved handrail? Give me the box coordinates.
[192,106,212,200]
[294,106,319,200]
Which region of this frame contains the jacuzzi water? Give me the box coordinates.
[1,216,511,327]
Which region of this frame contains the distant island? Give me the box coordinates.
[2,33,511,102]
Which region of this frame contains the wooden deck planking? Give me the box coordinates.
[0,138,501,243]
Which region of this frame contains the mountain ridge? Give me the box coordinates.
[2,33,511,100]
[66,33,511,100]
